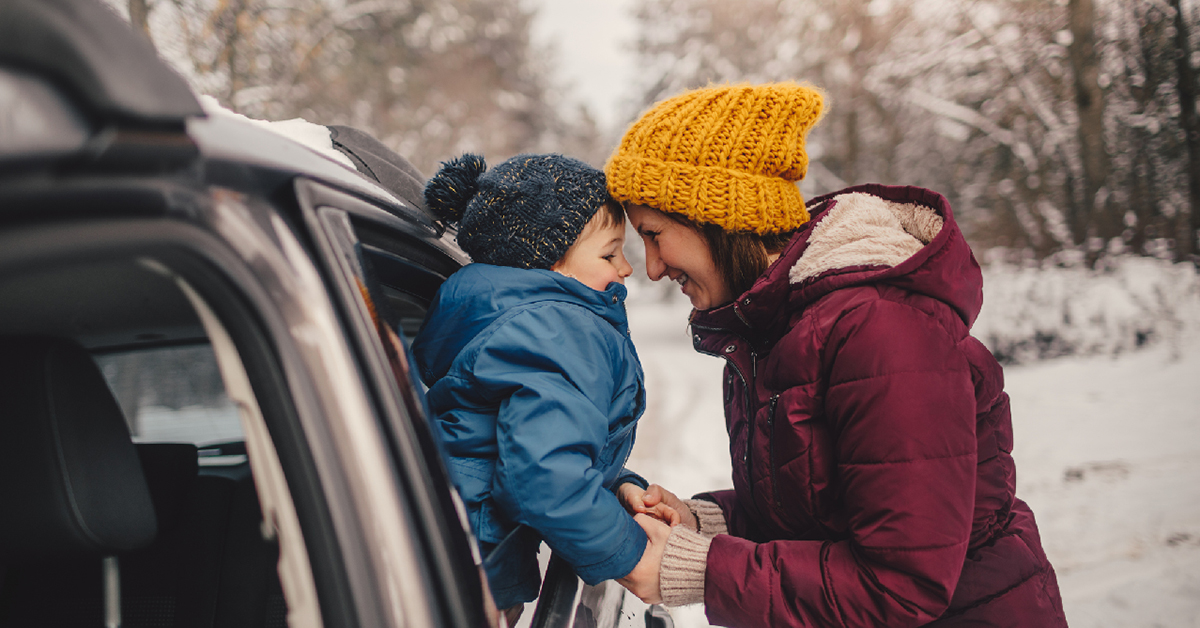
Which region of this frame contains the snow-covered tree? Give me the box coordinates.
[113,0,604,174]
[630,0,1200,264]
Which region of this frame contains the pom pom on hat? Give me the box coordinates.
[424,153,613,270]
[605,82,826,235]
[425,153,487,224]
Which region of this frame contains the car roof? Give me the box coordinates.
[188,108,418,216]
[0,0,445,234]
[0,0,470,353]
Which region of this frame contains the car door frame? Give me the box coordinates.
[294,178,488,628]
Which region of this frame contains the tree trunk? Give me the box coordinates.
[1068,0,1113,250]
[128,0,153,46]
[1170,0,1200,265]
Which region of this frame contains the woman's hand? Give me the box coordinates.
[617,513,672,604]
[617,483,682,526]
[641,484,697,531]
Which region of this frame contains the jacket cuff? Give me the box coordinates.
[682,499,727,537]
[570,511,648,585]
[659,525,711,607]
[612,467,648,490]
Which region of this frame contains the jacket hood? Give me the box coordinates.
[692,184,983,341]
[413,263,630,383]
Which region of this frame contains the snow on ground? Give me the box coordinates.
[975,254,1199,365]
[622,259,1200,628]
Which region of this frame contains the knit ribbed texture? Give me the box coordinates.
[659,525,712,607]
[424,153,612,270]
[682,499,728,537]
[605,82,825,235]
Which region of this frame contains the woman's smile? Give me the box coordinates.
[625,204,733,310]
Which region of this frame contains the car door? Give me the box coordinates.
[295,178,490,627]
[296,179,677,628]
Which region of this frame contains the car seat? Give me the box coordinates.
[0,336,158,626]
[0,337,283,628]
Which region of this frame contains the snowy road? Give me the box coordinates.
[625,295,1200,628]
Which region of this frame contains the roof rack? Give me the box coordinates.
[327,126,429,213]
[0,0,203,128]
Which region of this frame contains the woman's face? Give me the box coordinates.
[626,204,733,310]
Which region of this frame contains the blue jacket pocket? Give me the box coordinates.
[598,418,637,468]
[447,457,512,545]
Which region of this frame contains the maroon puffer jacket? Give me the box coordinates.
[690,184,1067,627]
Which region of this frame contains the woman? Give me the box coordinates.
[609,83,1067,627]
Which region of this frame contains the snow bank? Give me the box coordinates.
[974,255,1200,364]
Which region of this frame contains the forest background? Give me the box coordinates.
[107,0,1200,269]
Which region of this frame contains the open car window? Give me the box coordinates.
[298,180,677,628]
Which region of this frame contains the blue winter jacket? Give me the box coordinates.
[412,264,648,601]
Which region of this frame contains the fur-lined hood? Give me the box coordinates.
[691,184,983,342]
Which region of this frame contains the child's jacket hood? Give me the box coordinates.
[414,263,630,384]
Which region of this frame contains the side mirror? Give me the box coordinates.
[527,553,676,628]
[529,555,580,628]
[644,604,674,628]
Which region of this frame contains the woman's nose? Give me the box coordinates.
[643,248,666,281]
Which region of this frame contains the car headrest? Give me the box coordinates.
[0,336,157,557]
[135,443,199,535]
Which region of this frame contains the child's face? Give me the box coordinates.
[551,213,633,292]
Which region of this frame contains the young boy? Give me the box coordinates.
[411,153,676,619]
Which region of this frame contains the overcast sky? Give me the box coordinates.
[529,0,639,131]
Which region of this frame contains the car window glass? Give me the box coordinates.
[94,344,244,449]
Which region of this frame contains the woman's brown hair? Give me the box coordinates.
[667,214,796,300]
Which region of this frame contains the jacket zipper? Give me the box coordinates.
[746,352,758,506]
[767,394,781,509]
[692,326,768,522]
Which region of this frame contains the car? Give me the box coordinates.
[0,2,672,628]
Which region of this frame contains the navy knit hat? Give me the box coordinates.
[424,153,613,269]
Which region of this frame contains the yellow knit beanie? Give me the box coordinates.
[605,82,826,235]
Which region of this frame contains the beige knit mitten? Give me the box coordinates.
[659,525,711,607]
[682,499,728,537]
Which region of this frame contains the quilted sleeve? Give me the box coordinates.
[704,298,976,628]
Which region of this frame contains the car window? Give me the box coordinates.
[94,343,245,450]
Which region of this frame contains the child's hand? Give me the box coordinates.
[618,482,650,515]
[643,500,682,527]
[617,483,682,526]
[642,484,697,531]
